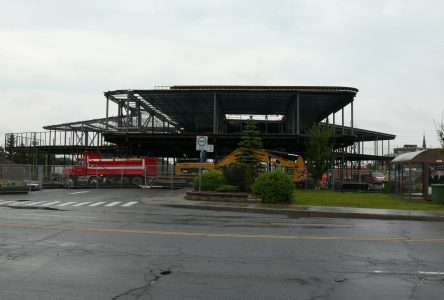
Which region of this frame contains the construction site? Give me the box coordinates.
[2,85,395,191]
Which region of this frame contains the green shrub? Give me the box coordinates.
[215,184,239,192]
[193,169,224,191]
[251,169,294,203]
[221,166,244,189]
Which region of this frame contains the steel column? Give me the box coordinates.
[342,108,345,135]
[296,93,300,135]
[106,97,109,132]
[351,101,354,135]
[213,93,217,134]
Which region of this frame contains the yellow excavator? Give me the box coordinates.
[175,149,307,184]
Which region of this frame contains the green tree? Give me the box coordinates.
[6,134,16,161]
[14,143,29,164]
[0,145,6,162]
[305,123,334,188]
[237,117,263,192]
[437,117,444,157]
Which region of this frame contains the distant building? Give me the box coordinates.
[394,134,428,157]
[394,144,424,157]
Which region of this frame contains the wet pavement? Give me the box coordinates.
[0,188,443,299]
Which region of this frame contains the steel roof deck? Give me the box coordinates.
[104,86,358,133]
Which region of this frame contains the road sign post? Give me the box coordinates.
[196,136,209,192]
[196,136,208,151]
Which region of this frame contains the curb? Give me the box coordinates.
[164,203,444,222]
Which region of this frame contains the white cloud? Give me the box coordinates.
[0,0,443,149]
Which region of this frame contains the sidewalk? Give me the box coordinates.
[143,189,444,222]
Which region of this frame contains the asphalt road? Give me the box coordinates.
[1,188,444,299]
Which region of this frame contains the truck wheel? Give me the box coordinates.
[66,179,74,189]
[88,176,101,186]
[131,176,143,186]
[103,177,114,185]
[121,176,130,186]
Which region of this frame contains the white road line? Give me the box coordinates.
[24,201,47,206]
[105,202,121,207]
[271,223,370,227]
[73,202,92,207]
[418,271,444,275]
[89,202,106,207]
[0,200,11,204]
[40,201,61,206]
[122,201,138,207]
[57,202,78,207]
[373,270,444,276]
[69,191,90,195]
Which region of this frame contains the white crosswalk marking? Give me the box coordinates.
[40,201,61,206]
[8,201,28,206]
[0,201,17,205]
[24,201,46,206]
[73,202,92,207]
[89,202,106,207]
[3,201,19,205]
[57,202,78,207]
[1,199,139,208]
[69,191,90,195]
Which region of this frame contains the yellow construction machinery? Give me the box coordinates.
[175,149,307,184]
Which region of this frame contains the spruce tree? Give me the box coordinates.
[237,117,263,191]
[0,145,6,162]
[6,135,16,162]
[437,118,444,157]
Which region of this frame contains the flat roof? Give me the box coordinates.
[105,85,358,133]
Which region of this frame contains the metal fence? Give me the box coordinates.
[325,168,387,190]
[0,164,194,190]
[1,163,389,192]
[0,164,32,192]
[1,163,305,191]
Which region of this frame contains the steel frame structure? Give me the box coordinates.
[5,85,396,173]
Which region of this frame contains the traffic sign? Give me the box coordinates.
[206,144,214,152]
[196,136,208,151]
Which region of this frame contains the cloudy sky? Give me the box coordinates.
[1,0,443,151]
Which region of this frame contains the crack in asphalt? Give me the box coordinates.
[0,251,28,265]
[111,268,172,300]
[408,276,425,299]
[310,288,335,300]
[0,228,71,265]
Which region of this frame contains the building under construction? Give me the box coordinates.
[5,85,395,169]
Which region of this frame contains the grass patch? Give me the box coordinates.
[293,190,444,211]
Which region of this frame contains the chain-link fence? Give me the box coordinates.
[325,168,387,191]
[1,163,309,191]
[3,163,388,192]
[0,164,194,190]
[0,164,31,192]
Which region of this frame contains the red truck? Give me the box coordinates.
[62,151,157,188]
